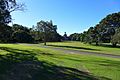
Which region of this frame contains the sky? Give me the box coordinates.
[11,0,120,35]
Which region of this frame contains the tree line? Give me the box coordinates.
[0,0,62,44]
[69,12,120,47]
[0,0,120,46]
[0,21,62,43]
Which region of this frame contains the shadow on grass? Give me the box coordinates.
[91,43,120,48]
[64,57,120,69]
[0,47,111,80]
[97,60,120,68]
[47,45,100,51]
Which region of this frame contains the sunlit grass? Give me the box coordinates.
[0,44,120,80]
[47,41,120,55]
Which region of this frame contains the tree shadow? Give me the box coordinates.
[91,43,120,48]
[96,60,120,68]
[0,47,111,80]
[47,45,100,51]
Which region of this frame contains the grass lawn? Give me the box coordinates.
[47,41,120,56]
[0,44,120,80]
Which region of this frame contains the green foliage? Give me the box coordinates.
[0,22,62,43]
[0,0,12,24]
[70,12,120,46]
[11,24,34,43]
[111,28,120,46]
[0,25,12,43]
[0,0,23,25]
[69,33,81,41]
[12,31,34,43]
[36,20,61,45]
[0,0,24,43]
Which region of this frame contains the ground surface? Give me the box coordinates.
[46,41,120,56]
[0,42,120,80]
[25,44,120,59]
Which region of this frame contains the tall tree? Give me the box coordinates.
[97,12,120,43]
[0,0,24,25]
[0,0,24,42]
[36,20,57,45]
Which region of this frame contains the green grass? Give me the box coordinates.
[47,41,120,55]
[0,44,120,80]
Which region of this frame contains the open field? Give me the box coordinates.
[0,44,120,80]
[46,41,120,56]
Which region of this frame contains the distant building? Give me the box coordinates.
[62,32,70,41]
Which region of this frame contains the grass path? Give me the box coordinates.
[24,44,120,59]
[46,41,120,56]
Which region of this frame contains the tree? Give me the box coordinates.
[30,27,43,43]
[0,0,24,25]
[111,33,120,46]
[96,12,120,43]
[36,20,57,45]
[99,12,120,29]
[85,12,120,45]
[0,25,12,42]
[111,28,120,46]
[11,24,34,43]
[12,31,33,43]
[12,24,30,32]
[69,33,80,41]
[0,0,24,43]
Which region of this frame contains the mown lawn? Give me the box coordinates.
[47,41,120,55]
[0,44,120,80]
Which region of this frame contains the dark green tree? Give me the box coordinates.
[69,33,80,41]
[0,25,12,42]
[0,0,24,24]
[0,0,24,43]
[111,28,120,46]
[97,12,120,43]
[12,24,34,43]
[36,20,57,45]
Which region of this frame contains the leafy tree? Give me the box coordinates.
[36,20,58,45]
[111,33,120,46]
[47,32,62,42]
[96,12,120,43]
[99,12,120,29]
[11,24,34,43]
[0,0,24,25]
[12,31,33,43]
[0,25,12,42]
[69,33,80,41]
[111,28,120,46]
[0,0,24,43]
[30,28,43,43]
[12,24,30,32]
[85,12,120,45]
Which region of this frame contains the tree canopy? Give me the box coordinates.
[69,12,120,46]
[36,20,61,45]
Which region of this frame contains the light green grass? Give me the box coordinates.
[0,44,120,80]
[47,41,120,55]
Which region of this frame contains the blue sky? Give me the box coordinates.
[11,0,120,35]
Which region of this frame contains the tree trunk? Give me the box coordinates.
[44,29,47,45]
[112,43,117,47]
[96,41,99,46]
[44,42,46,45]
